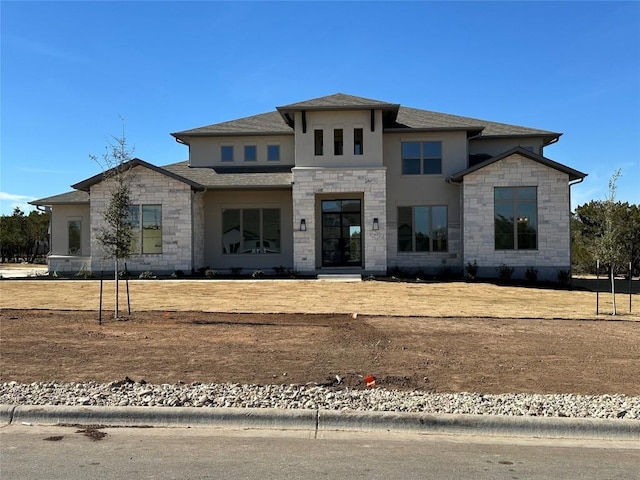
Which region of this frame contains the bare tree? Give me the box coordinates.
[595,169,625,315]
[91,128,134,319]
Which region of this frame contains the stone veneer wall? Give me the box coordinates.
[292,167,387,274]
[462,154,571,281]
[89,167,194,274]
[192,191,206,271]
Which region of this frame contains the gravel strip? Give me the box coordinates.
[1,381,638,420]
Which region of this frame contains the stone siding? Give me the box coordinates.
[462,154,571,281]
[89,166,194,274]
[292,167,387,274]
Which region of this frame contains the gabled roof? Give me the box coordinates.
[171,93,561,145]
[30,190,89,206]
[71,158,205,192]
[448,147,587,183]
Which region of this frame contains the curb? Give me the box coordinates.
[2,405,639,440]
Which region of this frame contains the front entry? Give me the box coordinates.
[321,199,362,267]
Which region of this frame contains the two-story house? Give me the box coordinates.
[31,93,586,280]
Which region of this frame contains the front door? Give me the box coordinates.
[321,199,362,267]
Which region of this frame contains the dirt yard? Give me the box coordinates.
[1,278,638,395]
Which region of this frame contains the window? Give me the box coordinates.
[221,145,234,162]
[68,220,81,255]
[401,141,442,175]
[267,145,280,161]
[354,128,363,155]
[244,145,257,162]
[222,208,281,254]
[397,206,447,252]
[129,205,162,254]
[494,187,537,250]
[334,128,343,155]
[314,129,323,156]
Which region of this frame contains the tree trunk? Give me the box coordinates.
[610,266,617,315]
[114,258,119,319]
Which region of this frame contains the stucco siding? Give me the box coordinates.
[189,135,294,167]
[201,189,293,272]
[462,154,571,280]
[469,137,546,157]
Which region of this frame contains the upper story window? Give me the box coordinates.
[401,141,442,175]
[267,145,280,161]
[398,206,448,252]
[221,145,234,162]
[244,145,257,162]
[334,129,343,155]
[354,128,363,155]
[314,129,323,156]
[494,187,537,250]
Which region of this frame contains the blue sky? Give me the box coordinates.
[1,1,638,215]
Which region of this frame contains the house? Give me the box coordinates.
[31,93,587,280]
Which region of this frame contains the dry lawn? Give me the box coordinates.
[0,278,638,320]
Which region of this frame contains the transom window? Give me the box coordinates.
[222,208,281,254]
[494,187,537,250]
[397,206,448,252]
[402,141,442,175]
[129,205,162,254]
[244,145,257,162]
[221,145,234,162]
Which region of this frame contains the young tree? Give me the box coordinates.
[595,169,626,315]
[91,129,135,319]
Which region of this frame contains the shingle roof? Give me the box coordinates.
[163,161,293,189]
[171,93,560,144]
[71,158,204,192]
[30,190,89,206]
[171,111,291,137]
[448,147,587,182]
[276,93,400,111]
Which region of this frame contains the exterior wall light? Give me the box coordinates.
[372,218,379,230]
[300,219,307,231]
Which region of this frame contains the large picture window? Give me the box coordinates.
[401,141,442,175]
[129,205,162,254]
[494,187,537,250]
[397,206,448,252]
[222,208,281,254]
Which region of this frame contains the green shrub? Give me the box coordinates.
[465,260,479,279]
[496,264,514,281]
[525,266,538,283]
[204,269,217,279]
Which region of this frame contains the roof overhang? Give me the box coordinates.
[448,147,587,183]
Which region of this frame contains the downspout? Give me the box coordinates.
[446,176,464,272]
[567,176,585,279]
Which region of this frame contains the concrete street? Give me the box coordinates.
[2,425,638,480]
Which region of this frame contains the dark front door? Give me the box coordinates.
[321,199,362,267]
